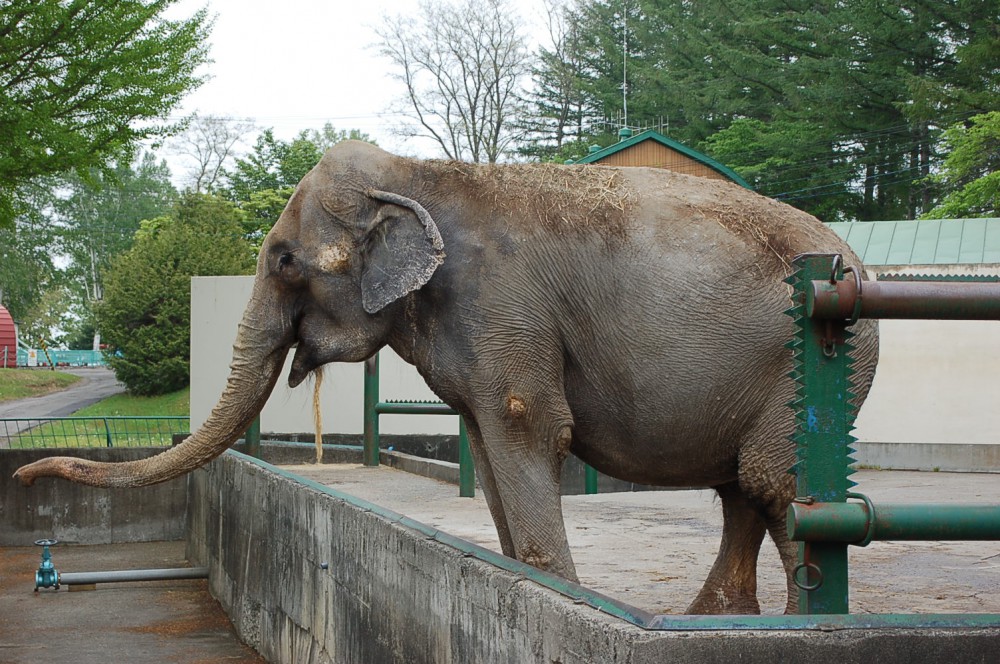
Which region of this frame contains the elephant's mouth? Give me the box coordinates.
[288,341,315,388]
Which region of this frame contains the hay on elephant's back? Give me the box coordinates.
[444,162,638,236]
[688,177,824,269]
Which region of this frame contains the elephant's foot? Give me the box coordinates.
[521,544,579,583]
[685,583,761,615]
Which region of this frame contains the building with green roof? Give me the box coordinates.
[828,218,1000,274]
[570,128,751,189]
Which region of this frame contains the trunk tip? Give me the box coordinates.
[13,465,38,487]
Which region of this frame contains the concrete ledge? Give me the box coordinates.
[855,442,1000,473]
[0,448,187,546]
[186,451,1000,663]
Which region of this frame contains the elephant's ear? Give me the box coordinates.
[361,189,446,314]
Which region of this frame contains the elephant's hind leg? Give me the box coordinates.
[686,481,767,614]
[764,509,800,615]
[737,425,799,614]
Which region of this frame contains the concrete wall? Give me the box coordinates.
[193,275,1000,449]
[0,448,187,546]
[190,276,457,436]
[186,451,1000,664]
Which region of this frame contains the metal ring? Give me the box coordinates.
[34,539,58,546]
[792,562,824,591]
[843,266,864,326]
[846,491,876,547]
[829,255,842,284]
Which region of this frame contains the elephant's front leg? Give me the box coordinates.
[460,416,517,559]
[475,392,578,582]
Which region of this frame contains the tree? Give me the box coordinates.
[301,122,377,153]
[96,193,255,395]
[550,0,1000,220]
[168,113,257,193]
[0,0,211,228]
[518,0,599,161]
[924,112,1000,219]
[376,0,532,162]
[56,153,177,322]
[225,126,376,245]
[0,181,60,334]
[701,119,859,222]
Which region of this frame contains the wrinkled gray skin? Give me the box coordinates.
[16,141,878,614]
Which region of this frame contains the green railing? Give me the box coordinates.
[0,416,190,449]
[363,355,603,497]
[786,254,1000,615]
[363,355,476,497]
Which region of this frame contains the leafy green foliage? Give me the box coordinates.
[56,154,177,317]
[517,3,598,161]
[924,112,1000,219]
[224,125,377,245]
[0,0,210,228]
[701,119,860,221]
[527,0,999,221]
[0,180,62,338]
[96,194,255,395]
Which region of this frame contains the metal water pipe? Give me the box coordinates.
[59,567,209,586]
[30,538,208,590]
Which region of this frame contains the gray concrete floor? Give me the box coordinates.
[283,464,1000,616]
[0,540,263,664]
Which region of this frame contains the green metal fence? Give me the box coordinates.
[0,416,190,449]
[363,355,476,497]
[786,254,1000,615]
[362,355,603,497]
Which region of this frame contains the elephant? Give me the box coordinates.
[15,140,879,614]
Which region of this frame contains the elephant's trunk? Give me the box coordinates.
[13,281,291,488]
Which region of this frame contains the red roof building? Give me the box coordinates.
[0,305,16,368]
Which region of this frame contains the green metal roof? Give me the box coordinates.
[572,129,752,189]
[826,218,1000,265]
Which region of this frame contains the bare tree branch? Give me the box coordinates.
[168,113,257,193]
[376,0,531,163]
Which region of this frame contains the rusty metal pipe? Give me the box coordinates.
[808,279,1000,321]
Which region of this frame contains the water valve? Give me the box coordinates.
[34,539,60,591]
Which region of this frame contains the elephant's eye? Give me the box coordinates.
[278,253,295,269]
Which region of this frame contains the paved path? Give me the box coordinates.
[0,368,125,434]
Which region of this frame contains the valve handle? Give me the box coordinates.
[34,539,58,547]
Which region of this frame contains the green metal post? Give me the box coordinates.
[363,355,380,466]
[458,417,475,497]
[103,418,112,447]
[787,254,856,614]
[584,464,599,495]
[244,416,261,459]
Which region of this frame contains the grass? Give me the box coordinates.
[2,381,191,449]
[0,368,81,401]
[73,386,190,417]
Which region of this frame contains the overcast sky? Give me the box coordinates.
[166,0,552,163]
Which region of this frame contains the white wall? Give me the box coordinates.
[190,276,457,436]
[853,319,1000,445]
[191,276,999,445]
